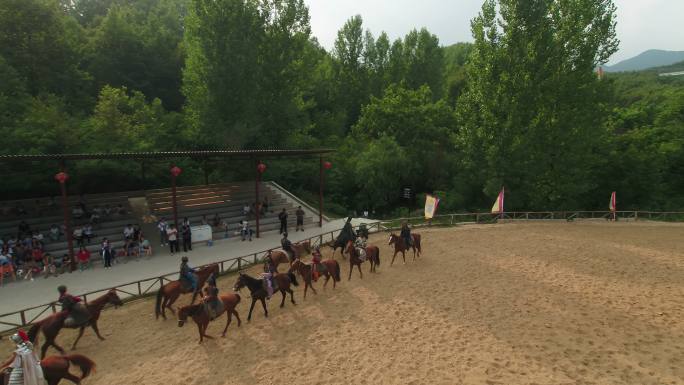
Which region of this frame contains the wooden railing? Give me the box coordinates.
[2,210,683,333]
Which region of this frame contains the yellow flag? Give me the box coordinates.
[424,195,440,219]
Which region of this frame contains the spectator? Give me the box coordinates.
[62,253,72,272]
[240,219,252,242]
[31,237,42,251]
[133,224,141,242]
[127,239,140,260]
[166,224,179,254]
[72,206,84,219]
[0,249,11,267]
[221,220,229,239]
[31,247,44,268]
[90,210,100,225]
[73,226,84,247]
[278,208,288,235]
[363,210,369,218]
[83,223,94,244]
[263,196,271,213]
[42,252,56,278]
[77,246,91,271]
[123,224,134,251]
[157,218,168,247]
[101,238,113,268]
[295,206,305,232]
[103,204,112,217]
[17,221,31,239]
[181,218,192,252]
[212,213,221,228]
[243,204,251,217]
[140,236,152,257]
[21,254,37,281]
[32,231,44,243]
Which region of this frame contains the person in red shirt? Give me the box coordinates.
[77,246,91,271]
[57,285,89,327]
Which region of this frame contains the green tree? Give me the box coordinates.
[457,0,619,209]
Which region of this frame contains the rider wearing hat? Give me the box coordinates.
[311,245,322,281]
[57,286,89,328]
[281,233,294,260]
[202,271,221,318]
[1,329,45,385]
[179,256,197,293]
[400,221,412,248]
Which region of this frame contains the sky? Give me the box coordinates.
[305,0,684,65]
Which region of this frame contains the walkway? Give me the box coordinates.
[0,219,355,316]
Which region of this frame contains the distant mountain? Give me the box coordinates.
[604,50,684,72]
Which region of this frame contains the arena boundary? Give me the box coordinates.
[1,209,682,333]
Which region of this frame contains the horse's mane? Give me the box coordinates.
[180,303,202,317]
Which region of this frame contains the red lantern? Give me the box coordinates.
[323,161,332,170]
[257,163,267,174]
[170,166,182,177]
[54,172,69,184]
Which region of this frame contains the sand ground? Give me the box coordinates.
[4,221,684,385]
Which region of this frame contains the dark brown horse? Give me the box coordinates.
[28,289,123,358]
[155,263,219,320]
[289,258,341,298]
[2,353,95,385]
[388,233,422,265]
[232,271,298,321]
[267,239,311,271]
[266,250,290,272]
[344,241,380,280]
[177,293,242,343]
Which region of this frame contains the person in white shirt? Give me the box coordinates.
[240,220,252,241]
[157,218,168,246]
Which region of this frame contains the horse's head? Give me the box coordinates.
[300,239,311,253]
[106,289,124,308]
[233,273,246,292]
[177,306,189,327]
[388,233,397,245]
[290,259,302,272]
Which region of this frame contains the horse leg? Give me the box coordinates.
[357,264,363,279]
[288,288,296,305]
[41,340,51,359]
[280,290,286,308]
[49,338,66,357]
[71,327,86,350]
[197,323,204,344]
[222,311,232,337]
[402,250,406,265]
[260,298,268,317]
[247,299,256,322]
[91,321,106,341]
[202,322,214,340]
[391,250,397,266]
[166,292,181,316]
[348,262,353,280]
[233,309,242,327]
[303,281,308,299]
[59,372,81,385]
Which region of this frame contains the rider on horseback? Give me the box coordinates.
[281,233,294,260]
[179,256,198,294]
[57,285,89,328]
[261,261,275,299]
[400,221,412,248]
[354,235,367,261]
[1,329,44,385]
[202,271,221,319]
[311,245,322,281]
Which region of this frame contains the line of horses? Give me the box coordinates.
[21,230,423,383]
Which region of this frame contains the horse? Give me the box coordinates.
[344,241,380,280]
[289,258,341,299]
[2,353,96,385]
[177,293,242,343]
[266,239,311,271]
[155,263,219,320]
[388,233,422,265]
[232,271,298,321]
[28,289,123,358]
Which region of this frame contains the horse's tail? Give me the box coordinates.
[64,354,96,379]
[234,293,241,305]
[154,285,164,319]
[288,271,299,287]
[28,320,43,344]
[333,261,341,282]
[375,247,380,267]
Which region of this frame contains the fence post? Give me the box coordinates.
[238,259,241,271]
[450,215,454,225]
[254,253,257,264]
[476,213,480,223]
[220,261,224,273]
[20,310,26,327]
[634,211,638,221]
[137,281,142,296]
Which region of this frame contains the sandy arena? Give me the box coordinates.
[4,221,684,385]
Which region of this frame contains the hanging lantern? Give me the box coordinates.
[323,161,332,170]
[170,166,183,177]
[54,172,69,184]
[257,163,267,174]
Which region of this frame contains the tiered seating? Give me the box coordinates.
[146,182,313,237]
[0,192,138,257]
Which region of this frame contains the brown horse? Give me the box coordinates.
[388,233,422,265]
[28,289,123,358]
[155,263,219,320]
[233,271,298,321]
[289,258,341,298]
[267,239,311,271]
[177,293,242,343]
[344,241,380,280]
[2,354,95,385]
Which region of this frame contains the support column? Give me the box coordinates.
[170,166,182,229]
[255,160,261,238]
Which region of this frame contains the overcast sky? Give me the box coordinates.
[306,0,684,64]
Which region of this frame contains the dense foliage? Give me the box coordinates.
[1,0,682,214]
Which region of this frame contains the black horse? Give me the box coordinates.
[232,272,298,321]
[329,217,357,258]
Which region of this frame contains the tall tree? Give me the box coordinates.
[457,0,619,209]
[332,15,368,130]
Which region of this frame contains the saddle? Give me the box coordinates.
[64,302,90,328]
[356,247,367,261]
[203,299,224,321]
[180,274,198,292]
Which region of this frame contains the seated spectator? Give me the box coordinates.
[77,246,91,271]
[17,220,31,239]
[61,253,72,273]
[0,249,15,286]
[127,240,139,259]
[31,237,43,250]
[32,231,44,242]
[73,226,84,247]
[133,224,141,241]
[140,236,152,257]
[103,205,112,217]
[42,252,56,278]
[0,249,11,267]
[243,204,250,217]
[72,206,84,219]
[90,211,100,225]
[83,223,94,244]
[123,224,134,251]
[212,213,221,227]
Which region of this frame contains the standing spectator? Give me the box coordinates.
[240,220,252,241]
[77,246,91,271]
[73,226,84,247]
[123,224,134,253]
[101,238,113,269]
[83,223,94,244]
[133,224,141,242]
[140,236,152,257]
[48,225,60,242]
[221,220,229,239]
[278,208,288,235]
[167,224,179,254]
[295,206,305,232]
[181,218,192,252]
[157,218,168,246]
[243,204,251,217]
